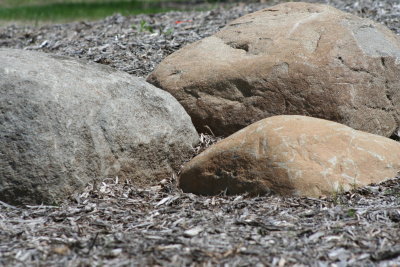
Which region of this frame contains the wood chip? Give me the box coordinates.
[0,1,399,266]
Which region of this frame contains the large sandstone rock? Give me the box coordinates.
[148,2,400,137]
[0,48,198,205]
[180,115,400,197]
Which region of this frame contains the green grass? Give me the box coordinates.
[0,1,178,22]
[0,0,131,6]
[0,0,222,24]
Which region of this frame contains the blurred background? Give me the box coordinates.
[0,0,248,25]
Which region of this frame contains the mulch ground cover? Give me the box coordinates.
[1,0,400,266]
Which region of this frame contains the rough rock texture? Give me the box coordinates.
[147,2,400,137]
[180,115,400,197]
[0,48,198,205]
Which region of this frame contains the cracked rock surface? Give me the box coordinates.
[147,2,400,137]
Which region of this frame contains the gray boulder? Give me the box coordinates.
[0,48,198,205]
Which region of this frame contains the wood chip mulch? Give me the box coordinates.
[1,0,400,265]
[1,174,399,266]
[0,135,399,266]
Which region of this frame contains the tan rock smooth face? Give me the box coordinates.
[179,116,400,197]
[148,2,400,137]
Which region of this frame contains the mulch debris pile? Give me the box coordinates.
[1,0,400,266]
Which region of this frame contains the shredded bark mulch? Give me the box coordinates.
[0,135,399,266]
[0,0,399,78]
[1,0,400,266]
[1,171,399,266]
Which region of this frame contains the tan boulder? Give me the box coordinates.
[148,2,400,137]
[179,115,400,197]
